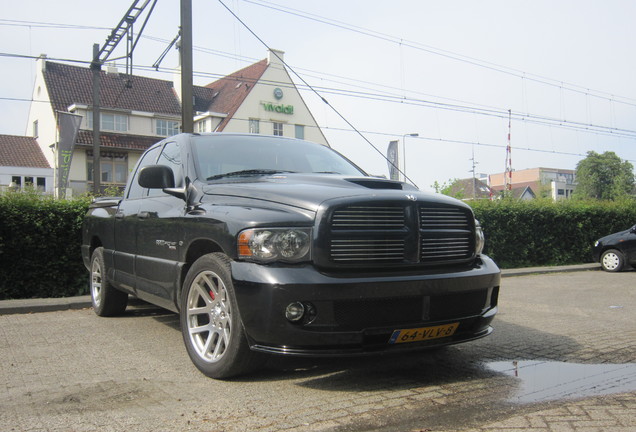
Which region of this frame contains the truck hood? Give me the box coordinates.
[200,174,466,212]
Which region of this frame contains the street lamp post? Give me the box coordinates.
[402,133,419,182]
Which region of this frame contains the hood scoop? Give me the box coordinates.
[346,178,404,190]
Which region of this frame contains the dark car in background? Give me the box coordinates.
[593,224,636,272]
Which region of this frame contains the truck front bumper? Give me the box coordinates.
[231,256,501,356]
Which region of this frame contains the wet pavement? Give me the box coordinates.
[0,268,634,431]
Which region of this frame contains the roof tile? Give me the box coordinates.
[76,130,160,151]
[45,62,182,115]
[204,59,268,130]
[0,135,50,168]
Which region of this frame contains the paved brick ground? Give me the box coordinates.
[0,269,634,431]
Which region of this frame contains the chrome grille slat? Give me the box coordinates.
[331,238,405,262]
[332,206,405,230]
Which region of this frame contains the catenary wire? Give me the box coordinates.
[240,0,636,108]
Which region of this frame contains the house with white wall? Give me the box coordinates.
[26,49,328,195]
[0,134,53,193]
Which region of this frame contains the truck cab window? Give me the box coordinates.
[127,146,162,200]
[148,141,183,197]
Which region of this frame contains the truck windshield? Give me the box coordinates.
[191,135,366,181]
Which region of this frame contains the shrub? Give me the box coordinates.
[470,198,636,268]
[0,190,90,299]
[1,188,635,298]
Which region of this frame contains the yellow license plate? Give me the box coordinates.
[389,322,459,344]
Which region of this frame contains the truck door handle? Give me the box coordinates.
[138,211,150,219]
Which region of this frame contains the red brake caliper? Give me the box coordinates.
[209,290,215,300]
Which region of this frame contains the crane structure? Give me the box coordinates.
[91,0,156,75]
[89,0,156,194]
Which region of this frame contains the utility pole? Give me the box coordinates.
[90,44,102,194]
[180,0,194,133]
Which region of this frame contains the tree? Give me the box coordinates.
[432,179,464,199]
[574,151,635,200]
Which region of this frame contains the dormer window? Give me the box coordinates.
[156,119,180,136]
[87,112,128,132]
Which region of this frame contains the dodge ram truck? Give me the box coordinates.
[82,133,500,379]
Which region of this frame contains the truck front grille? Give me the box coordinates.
[327,203,474,267]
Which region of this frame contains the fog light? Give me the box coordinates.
[285,302,305,322]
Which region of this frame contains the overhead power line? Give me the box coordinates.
[3,51,636,141]
[6,14,636,116]
[241,0,636,108]
[0,18,110,31]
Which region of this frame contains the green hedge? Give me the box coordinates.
[470,199,636,268]
[0,191,90,299]
[1,191,635,299]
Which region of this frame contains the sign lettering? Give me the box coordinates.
[261,102,294,115]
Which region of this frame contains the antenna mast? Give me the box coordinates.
[469,146,478,199]
[504,109,513,192]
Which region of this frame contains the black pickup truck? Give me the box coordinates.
[82,133,500,379]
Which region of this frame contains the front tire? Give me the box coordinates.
[180,253,264,379]
[90,247,128,316]
[600,249,624,272]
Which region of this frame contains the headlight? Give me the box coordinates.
[238,228,311,263]
[475,220,485,255]
[594,240,599,247]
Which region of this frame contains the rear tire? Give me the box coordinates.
[90,247,128,316]
[600,249,624,272]
[180,253,265,379]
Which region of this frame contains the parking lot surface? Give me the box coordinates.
[1,269,634,432]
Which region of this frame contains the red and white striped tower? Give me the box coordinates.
[504,109,512,192]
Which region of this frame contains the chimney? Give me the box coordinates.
[267,49,285,65]
[37,53,48,73]
[106,65,119,76]
[173,66,183,102]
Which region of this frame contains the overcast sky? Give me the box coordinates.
[1,0,635,190]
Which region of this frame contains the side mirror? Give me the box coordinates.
[138,165,175,189]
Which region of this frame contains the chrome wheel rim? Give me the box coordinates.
[91,259,102,307]
[602,253,620,271]
[186,271,231,363]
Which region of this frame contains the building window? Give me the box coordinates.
[273,122,283,136]
[294,124,304,140]
[88,112,129,132]
[249,119,260,134]
[11,176,21,187]
[196,120,207,133]
[36,177,46,191]
[156,119,180,136]
[33,120,38,138]
[87,151,128,184]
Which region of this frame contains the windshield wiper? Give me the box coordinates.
[206,169,296,181]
